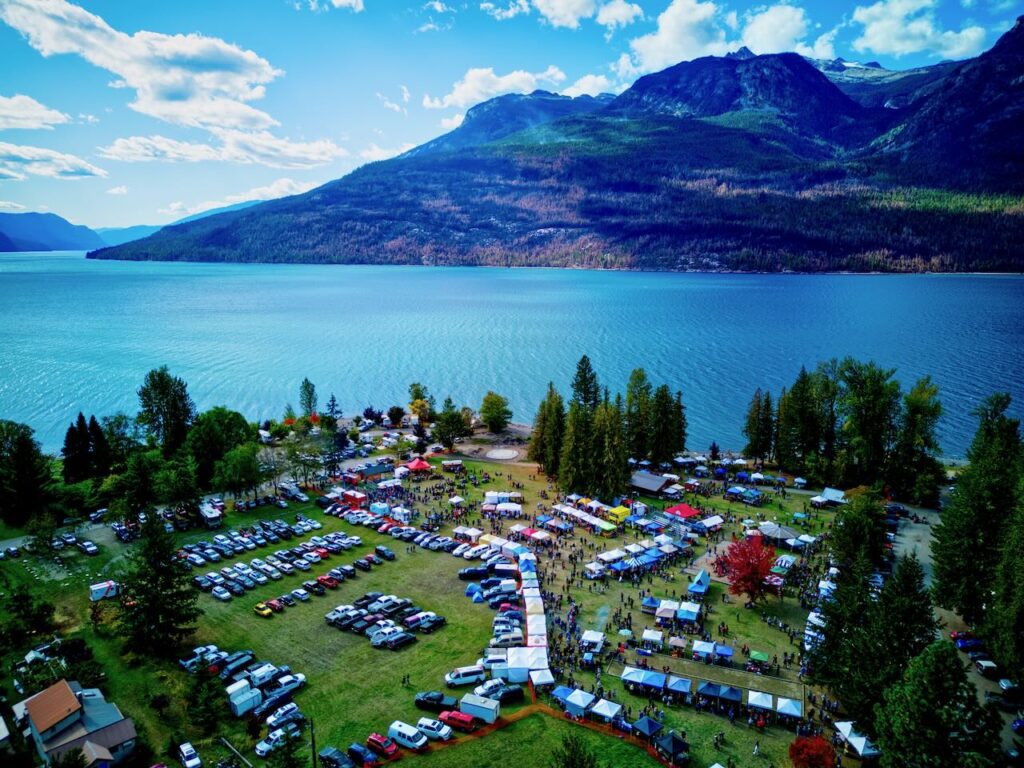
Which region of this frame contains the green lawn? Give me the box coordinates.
[0,459,828,768]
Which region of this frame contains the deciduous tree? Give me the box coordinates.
[299,377,317,418]
[789,735,835,768]
[723,536,776,604]
[480,391,512,433]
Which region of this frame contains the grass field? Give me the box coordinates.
[0,457,840,768]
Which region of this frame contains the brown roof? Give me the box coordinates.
[80,741,114,765]
[26,680,81,733]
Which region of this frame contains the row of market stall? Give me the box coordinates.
[619,666,804,718]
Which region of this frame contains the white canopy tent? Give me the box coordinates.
[580,630,605,650]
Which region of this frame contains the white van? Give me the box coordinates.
[463,545,489,560]
[388,721,427,751]
[444,664,487,688]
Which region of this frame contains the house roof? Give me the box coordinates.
[81,740,114,766]
[630,472,668,493]
[26,680,81,733]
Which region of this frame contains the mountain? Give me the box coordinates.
[810,56,958,110]
[95,200,261,246]
[96,224,163,247]
[0,212,104,252]
[90,20,1024,273]
[407,90,612,156]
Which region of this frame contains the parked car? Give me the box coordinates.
[211,586,231,601]
[414,691,457,713]
[266,703,303,728]
[346,743,377,766]
[459,566,488,580]
[317,746,355,768]
[438,710,478,733]
[255,723,302,757]
[375,545,395,560]
[474,679,505,699]
[444,665,487,687]
[386,632,417,650]
[365,733,398,759]
[178,742,201,768]
[291,588,310,602]
[493,684,525,703]
[387,721,427,751]
[78,540,99,555]
[419,616,447,634]
[254,602,273,618]
[416,717,453,741]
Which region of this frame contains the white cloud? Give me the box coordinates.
[106,185,128,195]
[0,200,27,210]
[98,131,347,168]
[359,142,415,162]
[852,0,986,58]
[424,1,453,11]
[741,5,809,54]
[423,65,566,109]
[400,85,411,103]
[596,0,643,35]
[1,0,282,132]
[377,92,405,114]
[0,140,106,179]
[627,0,732,73]
[0,93,69,130]
[160,176,319,217]
[78,113,98,124]
[440,112,465,129]
[480,0,531,20]
[532,0,597,28]
[330,0,364,10]
[563,73,612,96]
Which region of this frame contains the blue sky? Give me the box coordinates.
[0,0,1018,228]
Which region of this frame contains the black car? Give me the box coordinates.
[395,605,421,620]
[224,580,245,596]
[318,747,355,768]
[337,564,357,579]
[303,580,326,596]
[419,615,447,633]
[459,567,488,580]
[253,691,293,719]
[353,558,371,572]
[354,592,383,609]
[279,593,297,607]
[415,691,457,712]
[479,577,503,589]
[492,684,525,703]
[375,545,395,561]
[192,575,212,591]
[346,743,377,766]
[489,595,519,610]
[387,632,417,650]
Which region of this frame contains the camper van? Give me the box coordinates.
[387,721,428,750]
[444,665,487,688]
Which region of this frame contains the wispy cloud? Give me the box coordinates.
[106,185,128,195]
[0,140,106,179]
[423,64,565,109]
[160,176,320,217]
[359,142,415,161]
[0,93,69,130]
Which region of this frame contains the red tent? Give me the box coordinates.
[406,458,431,472]
[665,503,701,519]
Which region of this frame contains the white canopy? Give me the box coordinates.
[449,496,464,505]
[700,515,724,528]
[530,530,551,541]
[584,562,605,575]
[748,690,774,710]
[589,699,622,720]
[525,597,545,615]
[835,722,881,758]
[497,502,522,513]
[509,523,527,534]
[507,645,549,671]
[580,630,605,648]
[624,543,645,554]
[526,614,547,636]
[530,669,555,686]
[641,628,663,644]
[692,640,716,655]
[597,548,626,563]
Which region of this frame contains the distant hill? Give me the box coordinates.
[90,18,1024,273]
[0,212,104,252]
[95,200,262,246]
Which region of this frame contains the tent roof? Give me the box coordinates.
[566,689,596,708]
[748,690,774,710]
[405,458,431,471]
[776,697,803,717]
[590,699,622,719]
[530,669,554,686]
[632,715,664,737]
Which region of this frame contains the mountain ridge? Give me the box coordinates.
[89,18,1024,273]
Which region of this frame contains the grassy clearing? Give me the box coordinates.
[0,458,835,767]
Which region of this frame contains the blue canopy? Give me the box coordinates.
[714,467,726,476]
[621,667,646,685]
[520,560,537,573]
[736,471,750,481]
[583,652,594,663]
[697,681,720,698]
[638,554,658,566]
[714,644,734,657]
[644,548,664,559]
[667,676,691,694]
[537,514,552,524]
[676,607,699,622]
[643,522,662,532]
[471,592,484,603]
[632,715,664,738]
[719,686,743,702]
[610,561,630,573]
[625,514,641,523]
[792,512,806,520]
[642,596,660,609]
[551,686,573,703]
[640,671,666,690]
[727,486,745,495]
[688,569,710,595]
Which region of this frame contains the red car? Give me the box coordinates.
[317,575,340,589]
[366,733,398,758]
[266,599,285,612]
[314,547,331,560]
[438,710,478,733]
[949,630,975,640]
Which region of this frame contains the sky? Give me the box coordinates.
[0,0,1018,228]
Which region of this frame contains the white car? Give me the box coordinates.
[452,543,470,557]
[291,588,310,602]
[266,702,303,728]
[276,562,295,575]
[178,742,201,768]
[211,586,231,601]
[293,559,311,571]
[345,534,362,546]
[254,723,301,757]
[416,717,453,741]
[474,679,506,698]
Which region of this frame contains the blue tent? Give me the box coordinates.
[638,554,658,567]
[643,521,662,532]
[697,681,720,698]
[640,671,666,690]
[667,676,691,694]
[537,514,552,524]
[625,514,641,524]
[642,595,660,610]
[714,467,726,476]
[465,583,482,595]
[644,548,664,559]
[551,686,574,703]
[610,560,630,573]
[714,644,734,658]
[471,592,484,603]
[520,560,537,573]
[676,607,699,622]
[736,471,750,481]
[688,569,710,595]
[621,667,646,686]
[632,715,664,739]
[719,686,743,702]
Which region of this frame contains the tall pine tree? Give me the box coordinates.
[559,400,592,495]
[624,368,652,460]
[570,355,600,412]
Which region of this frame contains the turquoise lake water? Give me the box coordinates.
[1,252,1022,456]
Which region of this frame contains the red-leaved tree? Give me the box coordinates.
[789,735,836,768]
[722,535,776,603]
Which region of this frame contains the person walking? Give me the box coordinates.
[753,740,760,756]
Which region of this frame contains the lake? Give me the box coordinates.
[1,252,1022,457]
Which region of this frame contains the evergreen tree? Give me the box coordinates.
[790,366,822,470]
[592,395,627,500]
[299,377,318,417]
[624,368,652,459]
[671,390,687,455]
[888,376,944,505]
[62,413,91,484]
[432,397,466,451]
[874,641,1002,768]
[809,553,873,689]
[812,360,841,481]
[559,400,592,494]
[758,391,776,461]
[649,384,676,466]
[570,355,600,411]
[830,493,887,569]
[101,412,140,474]
[137,366,196,456]
[188,665,224,735]
[775,387,796,469]
[743,389,765,459]
[87,415,111,477]
[155,453,200,515]
[529,383,564,477]
[0,420,53,528]
[267,728,306,768]
[932,393,1022,626]
[325,393,340,419]
[837,358,901,486]
[987,484,1024,679]
[835,553,939,730]
[118,516,202,655]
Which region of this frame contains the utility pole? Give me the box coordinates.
[309,717,317,768]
